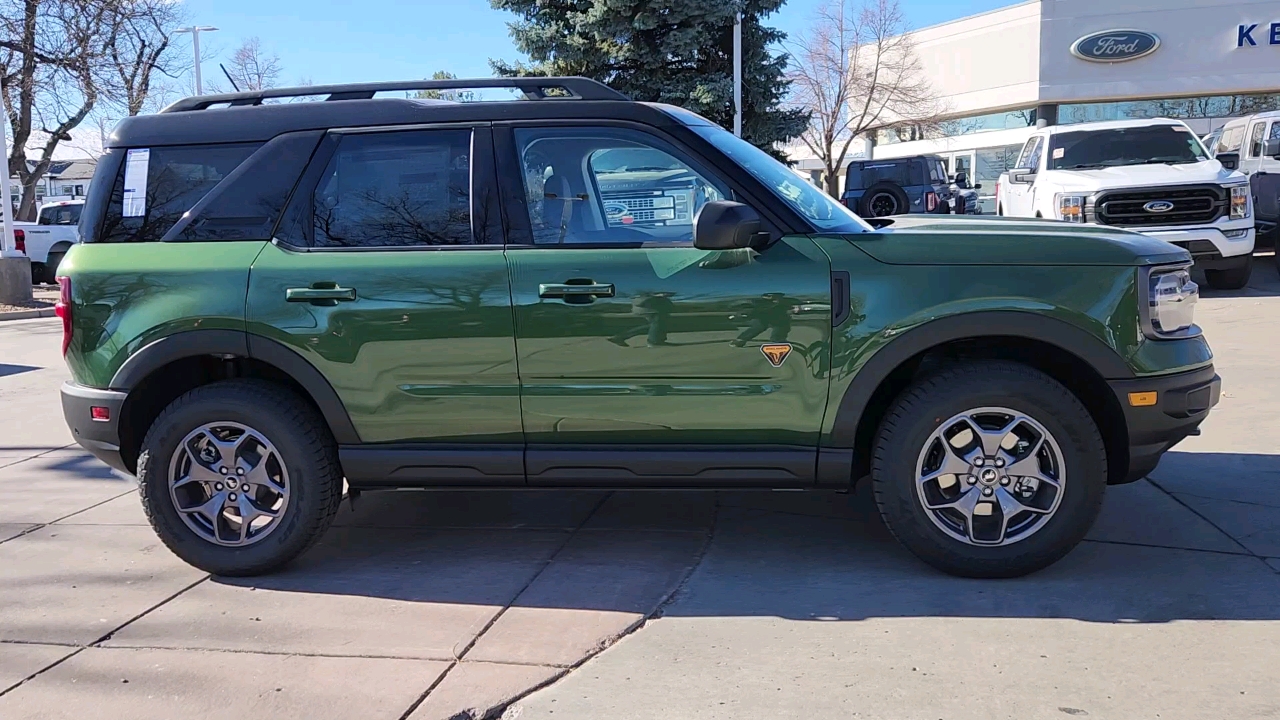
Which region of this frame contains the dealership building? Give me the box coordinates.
[790,0,1280,212]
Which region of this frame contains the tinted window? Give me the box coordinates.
[930,160,947,183]
[514,126,727,245]
[98,143,259,243]
[309,129,474,248]
[38,204,81,226]
[857,161,912,187]
[178,132,321,241]
[1248,122,1267,158]
[1048,126,1207,170]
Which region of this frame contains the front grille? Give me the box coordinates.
[1094,186,1226,228]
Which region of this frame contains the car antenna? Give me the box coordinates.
[220,64,241,92]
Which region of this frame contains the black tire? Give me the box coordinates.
[136,379,343,576]
[1203,255,1253,290]
[29,262,47,286]
[43,252,65,284]
[858,182,910,218]
[871,360,1107,579]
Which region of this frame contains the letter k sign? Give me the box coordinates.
[1239,23,1258,47]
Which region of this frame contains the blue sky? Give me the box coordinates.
[180,0,1021,88]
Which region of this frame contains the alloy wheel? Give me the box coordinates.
[914,407,1066,546]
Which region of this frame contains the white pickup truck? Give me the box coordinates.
[995,118,1255,289]
[12,199,82,285]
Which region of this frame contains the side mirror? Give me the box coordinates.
[1217,151,1240,171]
[1265,138,1280,160]
[694,201,769,251]
[953,171,970,189]
[1010,168,1036,184]
[973,183,983,190]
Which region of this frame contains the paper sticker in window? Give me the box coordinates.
[1052,148,1065,160]
[122,148,150,218]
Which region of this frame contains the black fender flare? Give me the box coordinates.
[826,311,1133,448]
[110,329,360,444]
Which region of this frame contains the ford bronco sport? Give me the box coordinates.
[59,78,1219,579]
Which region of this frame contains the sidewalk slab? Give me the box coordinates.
[0,643,75,693]
[0,525,206,645]
[1085,479,1243,554]
[0,524,37,543]
[1174,493,1280,557]
[408,661,562,720]
[465,529,707,667]
[0,451,131,525]
[54,491,147,526]
[1150,451,1280,507]
[582,490,716,531]
[107,527,567,660]
[0,646,448,720]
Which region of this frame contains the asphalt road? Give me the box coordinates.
[1,256,1277,720]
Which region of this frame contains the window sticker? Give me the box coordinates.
[1053,148,1065,160]
[1172,125,1191,132]
[123,148,150,218]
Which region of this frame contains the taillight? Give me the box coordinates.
[926,192,938,212]
[13,228,24,254]
[55,276,72,355]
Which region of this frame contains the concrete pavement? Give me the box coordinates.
[1,257,1278,719]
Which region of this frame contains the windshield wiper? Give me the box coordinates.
[1069,163,1108,169]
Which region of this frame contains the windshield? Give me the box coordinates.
[686,124,871,233]
[1048,125,1209,170]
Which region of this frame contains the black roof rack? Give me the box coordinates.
[161,77,628,113]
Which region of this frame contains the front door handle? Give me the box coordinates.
[286,286,357,304]
[539,282,615,300]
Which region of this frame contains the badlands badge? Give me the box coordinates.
[760,343,792,368]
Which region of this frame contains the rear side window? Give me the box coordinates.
[853,161,914,188]
[98,143,259,243]
[38,204,81,226]
[307,129,475,248]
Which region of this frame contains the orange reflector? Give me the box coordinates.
[1128,392,1158,407]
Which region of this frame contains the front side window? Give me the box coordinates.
[99,143,259,243]
[1270,122,1280,142]
[1048,126,1208,170]
[514,126,727,245]
[310,129,474,248]
[689,124,871,233]
[1248,123,1267,158]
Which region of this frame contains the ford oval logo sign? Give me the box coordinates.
[1144,201,1175,213]
[1071,30,1160,63]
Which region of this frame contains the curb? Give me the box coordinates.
[0,307,55,322]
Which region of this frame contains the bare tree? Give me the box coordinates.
[0,0,119,218]
[224,37,281,92]
[103,0,186,116]
[788,0,944,196]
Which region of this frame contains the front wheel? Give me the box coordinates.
[136,380,343,576]
[1203,254,1253,290]
[871,361,1106,578]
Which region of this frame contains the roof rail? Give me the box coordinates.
[160,77,628,113]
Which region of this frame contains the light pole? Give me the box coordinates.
[175,26,219,95]
[733,11,742,137]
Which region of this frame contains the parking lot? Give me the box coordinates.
[0,257,1277,720]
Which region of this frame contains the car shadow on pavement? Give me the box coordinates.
[0,363,40,378]
[1195,250,1280,299]
[209,450,1280,625]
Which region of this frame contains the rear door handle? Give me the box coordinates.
[538,282,615,299]
[286,286,357,304]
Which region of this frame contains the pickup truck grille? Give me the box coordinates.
[1093,186,1226,228]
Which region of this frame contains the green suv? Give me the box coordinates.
[58,78,1219,579]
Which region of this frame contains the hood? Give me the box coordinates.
[1041,160,1242,192]
[851,216,1190,266]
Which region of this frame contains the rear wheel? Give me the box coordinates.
[1204,254,1253,290]
[136,380,343,576]
[871,361,1106,578]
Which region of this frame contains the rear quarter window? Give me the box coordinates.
[96,143,260,243]
[849,160,917,189]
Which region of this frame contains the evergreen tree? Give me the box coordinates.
[490,0,808,156]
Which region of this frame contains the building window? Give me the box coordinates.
[1059,93,1280,125]
[875,108,1037,145]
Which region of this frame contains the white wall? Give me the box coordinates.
[909,1,1043,118]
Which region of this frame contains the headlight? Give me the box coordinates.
[1229,185,1251,219]
[1056,194,1089,223]
[1141,265,1198,339]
